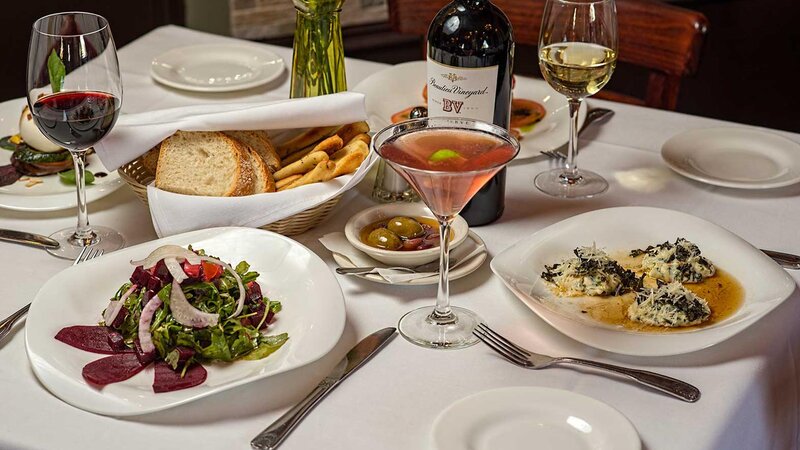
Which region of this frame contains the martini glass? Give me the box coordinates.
[373,118,519,349]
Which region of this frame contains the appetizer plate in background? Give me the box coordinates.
[491,207,796,356]
[661,127,800,189]
[26,227,346,416]
[350,61,586,160]
[0,98,123,212]
[431,387,640,450]
[151,44,285,93]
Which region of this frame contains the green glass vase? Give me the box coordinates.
[290,0,347,98]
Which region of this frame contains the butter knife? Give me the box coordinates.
[0,229,59,249]
[251,327,397,450]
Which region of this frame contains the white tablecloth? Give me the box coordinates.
[1,25,798,450]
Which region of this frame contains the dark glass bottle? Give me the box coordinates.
[426,0,514,226]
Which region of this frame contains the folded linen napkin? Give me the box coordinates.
[94,91,366,172]
[319,232,486,283]
[91,92,371,237]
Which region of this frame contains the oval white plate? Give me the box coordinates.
[431,387,640,450]
[0,98,123,211]
[151,44,285,93]
[26,227,346,416]
[490,206,796,356]
[332,231,487,286]
[350,61,586,160]
[661,127,800,189]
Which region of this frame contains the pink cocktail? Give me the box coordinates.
[374,118,519,349]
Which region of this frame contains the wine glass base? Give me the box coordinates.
[398,306,481,349]
[534,168,609,199]
[46,226,125,260]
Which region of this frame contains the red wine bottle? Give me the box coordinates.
[427,0,514,226]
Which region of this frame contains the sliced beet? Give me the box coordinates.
[133,338,157,365]
[181,261,203,283]
[245,281,263,305]
[174,346,195,364]
[107,331,127,352]
[55,326,132,354]
[153,361,207,393]
[82,353,148,386]
[110,305,129,329]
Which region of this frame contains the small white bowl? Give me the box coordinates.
[345,203,469,267]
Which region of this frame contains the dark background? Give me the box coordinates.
[4,0,799,132]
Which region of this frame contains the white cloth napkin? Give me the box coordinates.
[90,92,371,237]
[94,91,367,172]
[319,232,486,283]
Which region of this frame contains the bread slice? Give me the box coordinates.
[223,130,281,174]
[141,144,161,174]
[243,146,275,193]
[155,131,254,197]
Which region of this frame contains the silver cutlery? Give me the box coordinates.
[540,108,615,160]
[251,327,397,450]
[0,246,104,343]
[762,249,800,270]
[473,322,701,403]
[0,229,60,249]
[336,257,455,276]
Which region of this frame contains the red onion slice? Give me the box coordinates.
[130,245,201,269]
[138,296,163,354]
[103,284,137,326]
[163,257,188,284]
[200,256,245,318]
[169,280,219,328]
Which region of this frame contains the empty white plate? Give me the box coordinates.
[431,387,640,450]
[661,127,800,189]
[151,44,285,92]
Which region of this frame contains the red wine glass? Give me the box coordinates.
[26,12,124,259]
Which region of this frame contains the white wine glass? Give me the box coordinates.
[535,0,618,198]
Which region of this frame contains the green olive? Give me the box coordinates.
[386,216,424,239]
[366,228,402,250]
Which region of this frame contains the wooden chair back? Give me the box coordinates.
[387,0,708,110]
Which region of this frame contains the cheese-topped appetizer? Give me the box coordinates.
[627,281,711,327]
[631,238,715,283]
[541,245,640,297]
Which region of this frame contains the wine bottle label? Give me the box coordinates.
[426,58,498,124]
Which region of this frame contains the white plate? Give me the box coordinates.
[151,44,285,93]
[490,207,796,356]
[332,231,487,286]
[431,387,640,450]
[25,227,346,416]
[0,98,123,211]
[351,61,586,160]
[661,127,800,189]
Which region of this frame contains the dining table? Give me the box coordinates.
[1,24,799,450]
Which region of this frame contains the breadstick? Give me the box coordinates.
[275,174,301,190]
[348,133,371,147]
[327,149,368,179]
[281,160,336,190]
[274,151,329,181]
[282,134,343,165]
[331,139,369,161]
[276,126,338,157]
[333,121,370,145]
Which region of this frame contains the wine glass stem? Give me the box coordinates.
[431,218,455,324]
[71,149,94,244]
[562,98,582,183]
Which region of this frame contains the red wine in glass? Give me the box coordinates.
[27,12,125,259]
[31,91,120,151]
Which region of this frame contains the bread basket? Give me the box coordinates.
[118,156,342,236]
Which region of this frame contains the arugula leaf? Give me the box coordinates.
[47,49,66,93]
[59,169,95,185]
[242,333,289,360]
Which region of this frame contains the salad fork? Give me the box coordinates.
[0,247,104,343]
[540,108,615,160]
[473,322,701,403]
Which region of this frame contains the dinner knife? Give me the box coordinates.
[251,327,397,450]
[0,229,59,249]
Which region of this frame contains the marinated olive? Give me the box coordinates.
[386,216,424,239]
[366,228,402,250]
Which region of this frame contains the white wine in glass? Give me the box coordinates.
[535,0,618,198]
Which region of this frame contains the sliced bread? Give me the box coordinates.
[155,131,254,197]
[223,130,281,174]
[243,146,276,193]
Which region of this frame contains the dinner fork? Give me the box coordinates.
[540,108,615,160]
[0,246,104,343]
[473,322,701,403]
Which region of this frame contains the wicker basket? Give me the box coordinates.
[118,157,342,236]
